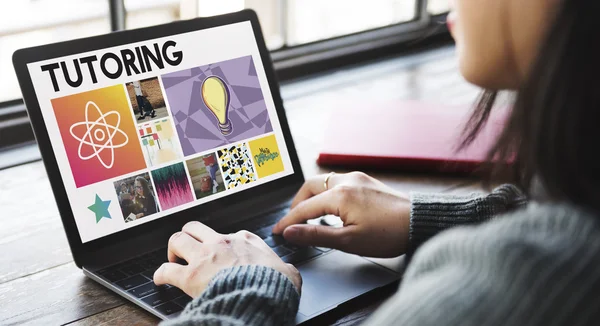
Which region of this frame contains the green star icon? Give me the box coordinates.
[88,194,112,223]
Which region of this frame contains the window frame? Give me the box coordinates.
[0,0,450,158]
[272,0,430,64]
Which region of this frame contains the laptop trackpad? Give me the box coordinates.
[296,250,399,318]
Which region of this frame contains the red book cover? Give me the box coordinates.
[316,100,508,174]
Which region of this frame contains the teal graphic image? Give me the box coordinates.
[88,194,112,223]
[254,148,279,167]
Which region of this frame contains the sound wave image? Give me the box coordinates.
[150,162,194,210]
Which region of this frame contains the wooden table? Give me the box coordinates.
[0,45,485,325]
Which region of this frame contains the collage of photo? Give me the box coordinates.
[111,133,285,223]
[108,55,286,224]
[125,77,183,169]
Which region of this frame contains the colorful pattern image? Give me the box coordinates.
[217,143,257,189]
[138,118,182,167]
[248,134,284,178]
[51,85,146,188]
[150,163,194,210]
[125,77,170,123]
[161,55,273,156]
[185,153,226,200]
[114,172,160,223]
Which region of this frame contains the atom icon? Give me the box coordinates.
[69,101,129,169]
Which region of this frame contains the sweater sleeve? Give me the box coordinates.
[161,265,300,326]
[408,183,526,256]
[363,204,600,326]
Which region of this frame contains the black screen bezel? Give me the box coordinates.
[12,9,304,265]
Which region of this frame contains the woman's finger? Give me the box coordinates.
[153,262,187,288]
[282,224,356,251]
[167,231,203,263]
[181,221,220,243]
[273,190,342,234]
[290,173,340,208]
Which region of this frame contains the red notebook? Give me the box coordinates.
[316,100,508,174]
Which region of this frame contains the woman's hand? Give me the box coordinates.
[272,172,411,258]
[154,221,302,298]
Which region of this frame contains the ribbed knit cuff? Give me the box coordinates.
[164,265,300,326]
[408,184,526,257]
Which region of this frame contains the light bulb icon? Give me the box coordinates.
[201,75,233,135]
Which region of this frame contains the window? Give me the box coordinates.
[285,0,417,46]
[0,0,110,103]
[124,0,287,50]
[0,0,449,154]
[127,0,449,49]
[428,0,451,15]
[1,0,449,102]
[125,0,181,30]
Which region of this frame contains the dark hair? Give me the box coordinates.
[461,0,600,210]
[134,176,153,198]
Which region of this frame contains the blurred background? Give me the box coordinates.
[0,0,449,103]
[0,0,452,169]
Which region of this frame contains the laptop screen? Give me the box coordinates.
[25,21,294,243]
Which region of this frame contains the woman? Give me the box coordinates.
[155,0,600,325]
[133,176,158,219]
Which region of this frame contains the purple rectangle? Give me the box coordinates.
[161,55,273,156]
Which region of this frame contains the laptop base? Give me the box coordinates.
[83,207,401,324]
[295,250,400,324]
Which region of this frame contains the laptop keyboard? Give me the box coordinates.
[95,209,330,317]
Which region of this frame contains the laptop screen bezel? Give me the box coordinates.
[12,9,304,266]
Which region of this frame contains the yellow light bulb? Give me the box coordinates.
[201,76,233,135]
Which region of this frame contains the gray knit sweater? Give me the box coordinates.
[163,184,600,325]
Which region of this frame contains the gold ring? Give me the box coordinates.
[324,172,335,191]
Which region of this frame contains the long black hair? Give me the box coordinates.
[461,0,600,210]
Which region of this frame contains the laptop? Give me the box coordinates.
[12,9,401,324]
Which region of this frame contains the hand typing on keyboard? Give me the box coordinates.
[153,221,302,298]
[272,171,412,258]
